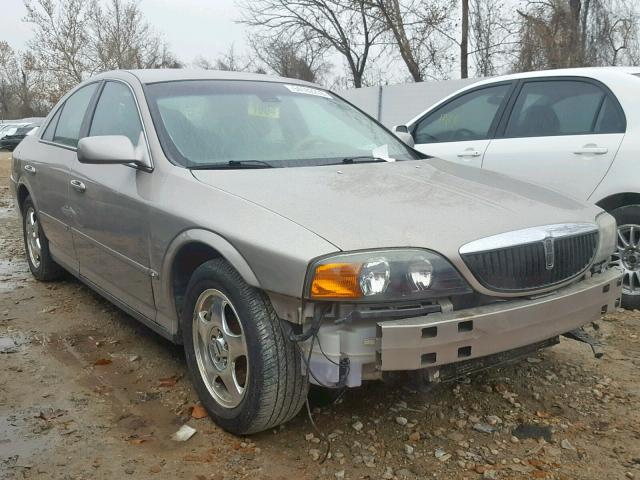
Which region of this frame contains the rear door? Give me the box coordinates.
[411,82,513,167]
[482,78,626,201]
[27,82,101,272]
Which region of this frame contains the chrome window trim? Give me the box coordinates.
[459,223,599,255]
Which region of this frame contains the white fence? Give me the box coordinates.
[337,78,480,128]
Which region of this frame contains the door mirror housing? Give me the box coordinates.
[77,135,151,169]
[393,125,415,147]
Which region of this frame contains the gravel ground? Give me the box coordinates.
[1,150,639,480]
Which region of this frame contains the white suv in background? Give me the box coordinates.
[395,67,640,308]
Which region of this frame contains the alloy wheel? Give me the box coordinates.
[611,224,640,296]
[25,207,42,269]
[192,289,248,409]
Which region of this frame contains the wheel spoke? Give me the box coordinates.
[618,229,630,248]
[226,334,246,361]
[218,368,243,403]
[196,311,212,343]
[207,295,225,328]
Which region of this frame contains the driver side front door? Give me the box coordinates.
[411,82,513,168]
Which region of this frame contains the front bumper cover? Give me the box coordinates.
[378,268,622,371]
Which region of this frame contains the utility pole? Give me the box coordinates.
[461,0,469,78]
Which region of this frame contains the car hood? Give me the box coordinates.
[191,158,602,254]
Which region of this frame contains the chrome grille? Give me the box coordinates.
[460,224,599,292]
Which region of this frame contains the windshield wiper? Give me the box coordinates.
[339,156,391,165]
[189,160,275,169]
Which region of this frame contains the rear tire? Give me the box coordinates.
[22,196,64,281]
[181,258,308,434]
[609,204,640,309]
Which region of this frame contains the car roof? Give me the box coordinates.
[470,66,640,87]
[92,69,320,88]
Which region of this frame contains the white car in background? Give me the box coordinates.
[394,67,640,308]
[0,123,28,139]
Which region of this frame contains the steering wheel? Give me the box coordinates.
[453,128,475,140]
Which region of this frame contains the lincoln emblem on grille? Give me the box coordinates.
[543,237,555,270]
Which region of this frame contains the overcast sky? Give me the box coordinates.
[1,0,248,63]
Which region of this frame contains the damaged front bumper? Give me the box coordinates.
[307,268,622,387]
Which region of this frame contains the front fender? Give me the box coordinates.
[155,228,262,336]
[161,228,261,289]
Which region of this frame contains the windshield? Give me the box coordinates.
[16,126,35,135]
[145,80,418,168]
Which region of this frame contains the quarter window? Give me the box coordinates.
[89,81,143,145]
[414,84,510,144]
[53,83,99,147]
[594,96,625,133]
[504,80,623,137]
[41,108,62,141]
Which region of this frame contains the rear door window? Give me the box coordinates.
[53,83,99,147]
[504,80,624,137]
[413,84,511,144]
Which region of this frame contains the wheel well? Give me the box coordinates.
[171,242,222,319]
[16,184,30,214]
[596,192,640,213]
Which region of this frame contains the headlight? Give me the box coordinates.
[305,249,471,301]
[594,212,617,264]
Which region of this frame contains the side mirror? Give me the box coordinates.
[77,135,151,169]
[393,125,414,148]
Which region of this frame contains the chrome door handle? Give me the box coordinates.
[574,146,608,155]
[457,150,481,158]
[70,179,86,193]
[24,164,36,174]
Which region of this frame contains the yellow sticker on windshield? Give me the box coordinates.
[248,99,280,119]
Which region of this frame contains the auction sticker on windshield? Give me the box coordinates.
[284,84,332,99]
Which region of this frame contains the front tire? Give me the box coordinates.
[181,259,308,434]
[609,204,640,309]
[22,196,64,281]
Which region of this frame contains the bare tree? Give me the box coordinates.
[514,0,639,72]
[514,0,583,71]
[586,0,639,66]
[0,44,47,118]
[87,0,178,70]
[470,0,516,76]
[23,0,91,97]
[249,35,330,82]
[239,0,386,88]
[194,45,264,74]
[368,0,454,82]
[14,51,47,116]
[213,45,254,71]
[0,42,18,117]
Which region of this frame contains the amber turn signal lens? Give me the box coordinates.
[310,262,363,298]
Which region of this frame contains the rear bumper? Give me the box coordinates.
[378,268,622,371]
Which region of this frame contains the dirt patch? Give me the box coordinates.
[1,151,639,480]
